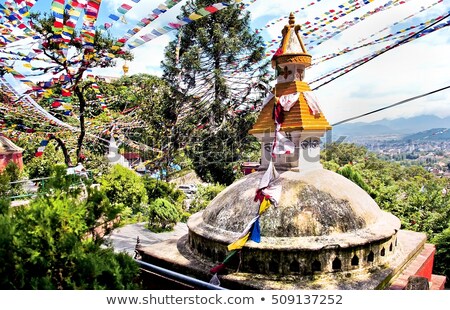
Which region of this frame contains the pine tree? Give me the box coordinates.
[161,0,269,184]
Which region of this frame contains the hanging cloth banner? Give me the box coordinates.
[279,92,300,111]
[0,3,34,34]
[105,0,181,54]
[14,0,38,17]
[263,0,412,55]
[127,2,230,50]
[62,0,87,43]
[306,0,415,50]
[35,136,49,157]
[309,15,450,87]
[303,91,322,116]
[81,0,102,50]
[312,1,446,65]
[51,0,65,35]
[0,75,78,131]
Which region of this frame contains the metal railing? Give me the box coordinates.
[8,177,52,200]
[135,259,227,290]
[8,171,93,200]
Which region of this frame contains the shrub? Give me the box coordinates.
[143,177,185,207]
[99,164,148,215]
[147,198,182,232]
[25,143,64,179]
[0,192,141,289]
[189,183,225,214]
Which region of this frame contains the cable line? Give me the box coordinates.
[312,11,450,91]
[332,84,450,126]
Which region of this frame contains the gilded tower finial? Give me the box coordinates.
[289,12,295,27]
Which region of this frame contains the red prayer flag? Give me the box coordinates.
[61,89,71,97]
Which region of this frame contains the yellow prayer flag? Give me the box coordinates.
[259,198,271,214]
[23,63,32,69]
[227,233,250,251]
[188,13,203,20]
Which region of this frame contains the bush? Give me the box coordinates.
[4,161,23,196]
[143,177,185,207]
[337,164,371,193]
[432,227,450,288]
[0,192,141,289]
[25,143,65,179]
[99,164,148,215]
[189,183,225,214]
[147,198,182,232]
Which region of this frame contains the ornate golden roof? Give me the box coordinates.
[272,12,312,68]
[249,82,331,134]
[250,13,331,134]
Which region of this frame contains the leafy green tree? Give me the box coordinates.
[1,162,22,197]
[147,198,182,232]
[337,164,370,192]
[162,0,269,184]
[0,172,11,215]
[99,164,147,215]
[143,177,185,207]
[322,142,368,166]
[99,74,182,178]
[189,183,225,214]
[25,143,65,179]
[24,13,133,164]
[321,142,450,286]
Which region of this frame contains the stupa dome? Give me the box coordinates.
[188,169,401,275]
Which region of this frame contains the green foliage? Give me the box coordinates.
[322,142,369,166]
[0,161,24,199]
[162,0,269,185]
[0,167,11,195]
[322,142,450,286]
[432,227,450,284]
[0,172,11,215]
[99,164,148,215]
[25,143,65,180]
[143,177,185,207]
[39,164,81,194]
[0,190,141,289]
[337,164,370,192]
[189,183,225,214]
[147,198,182,232]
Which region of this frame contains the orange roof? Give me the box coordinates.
[249,81,331,134]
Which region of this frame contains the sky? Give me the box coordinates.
[17,0,450,124]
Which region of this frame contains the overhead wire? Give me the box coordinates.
[312,11,450,91]
[332,84,450,126]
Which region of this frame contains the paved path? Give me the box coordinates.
[106,222,188,256]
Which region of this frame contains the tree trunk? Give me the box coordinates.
[74,86,86,164]
[49,135,72,166]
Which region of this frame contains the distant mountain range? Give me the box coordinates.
[403,128,450,141]
[331,115,450,140]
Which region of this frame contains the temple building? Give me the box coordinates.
[0,134,23,172]
[137,13,445,290]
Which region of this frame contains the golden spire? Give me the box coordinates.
[122,62,129,75]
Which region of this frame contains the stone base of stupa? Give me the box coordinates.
[137,229,443,290]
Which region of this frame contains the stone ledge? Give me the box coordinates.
[138,229,427,290]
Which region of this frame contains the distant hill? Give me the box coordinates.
[331,115,450,139]
[403,128,450,141]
